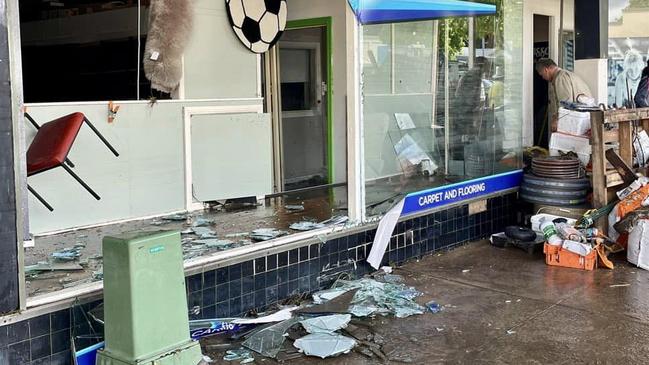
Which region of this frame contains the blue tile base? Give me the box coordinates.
[0,193,517,365]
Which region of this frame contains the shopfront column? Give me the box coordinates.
[574,0,609,104]
[0,0,25,314]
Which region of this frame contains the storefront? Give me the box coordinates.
[0,1,530,363]
[353,0,524,220]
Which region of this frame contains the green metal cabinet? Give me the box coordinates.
[96,231,203,365]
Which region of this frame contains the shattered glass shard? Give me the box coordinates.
[312,289,349,304]
[395,288,424,301]
[378,273,405,284]
[289,221,325,231]
[321,278,425,318]
[250,228,287,242]
[226,232,249,238]
[300,314,352,334]
[223,348,255,363]
[321,215,350,226]
[194,239,235,249]
[162,213,189,221]
[192,227,218,239]
[51,247,82,261]
[243,318,300,358]
[25,261,84,273]
[293,333,356,359]
[192,217,215,227]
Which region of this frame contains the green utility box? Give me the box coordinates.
[97,231,203,365]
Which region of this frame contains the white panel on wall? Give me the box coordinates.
[25,103,186,234]
[190,113,273,201]
[25,99,263,235]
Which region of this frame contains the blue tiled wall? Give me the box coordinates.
[0,193,517,365]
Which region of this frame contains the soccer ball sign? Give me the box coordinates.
[226,0,287,54]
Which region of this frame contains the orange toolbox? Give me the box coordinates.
[543,243,597,271]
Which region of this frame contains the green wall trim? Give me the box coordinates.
[286,17,335,184]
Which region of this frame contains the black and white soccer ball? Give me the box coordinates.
[226,0,288,54]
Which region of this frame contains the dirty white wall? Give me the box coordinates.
[25,100,267,235]
[287,0,349,184]
[183,0,260,99]
[522,0,575,147]
[24,0,266,234]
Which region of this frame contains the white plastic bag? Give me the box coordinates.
[628,220,649,270]
[634,131,649,166]
[557,108,591,136]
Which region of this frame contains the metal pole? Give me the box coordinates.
[468,17,475,69]
[444,21,450,175]
[559,0,564,67]
[431,20,439,153]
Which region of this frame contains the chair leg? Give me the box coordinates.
[28,184,54,212]
[61,164,101,201]
[83,117,120,157]
[24,113,41,130]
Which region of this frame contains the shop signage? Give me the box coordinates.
[401,170,523,216]
[347,0,497,25]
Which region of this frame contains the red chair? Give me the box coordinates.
[25,112,119,211]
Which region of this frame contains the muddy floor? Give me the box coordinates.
[25,186,347,298]
[202,241,649,364]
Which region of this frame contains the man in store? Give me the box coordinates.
[452,57,490,159]
[536,58,592,132]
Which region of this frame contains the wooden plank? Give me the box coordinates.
[604,108,649,123]
[607,187,620,204]
[619,121,633,167]
[590,111,608,233]
[605,148,636,185]
[606,172,624,188]
[642,119,649,133]
[602,129,619,144]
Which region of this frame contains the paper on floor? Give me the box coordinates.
[232,306,298,324]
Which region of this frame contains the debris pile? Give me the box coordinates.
[196,273,435,363]
[27,207,350,295]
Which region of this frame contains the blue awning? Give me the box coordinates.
[348,0,497,25]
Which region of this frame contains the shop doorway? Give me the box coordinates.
[533,14,551,148]
[265,19,333,193]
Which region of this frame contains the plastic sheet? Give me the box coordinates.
[426,301,442,314]
[293,333,356,359]
[300,314,352,334]
[189,319,251,340]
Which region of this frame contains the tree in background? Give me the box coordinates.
[626,0,649,9]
